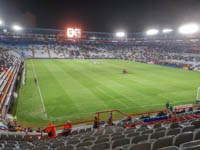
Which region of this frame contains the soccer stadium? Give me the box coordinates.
[1,1,200,150]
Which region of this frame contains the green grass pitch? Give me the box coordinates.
[16,59,200,127]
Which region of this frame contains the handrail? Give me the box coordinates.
[3,103,200,141]
[0,68,15,105]
[0,127,36,141]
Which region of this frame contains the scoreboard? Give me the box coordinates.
[67,28,81,38]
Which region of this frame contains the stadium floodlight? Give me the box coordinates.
[162,28,173,33]
[12,25,23,31]
[116,32,125,37]
[0,20,3,26]
[179,23,199,34]
[146,29,159,36]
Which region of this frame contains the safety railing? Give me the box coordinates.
[2,104,200,141]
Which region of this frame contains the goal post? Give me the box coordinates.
[196,87,200,103]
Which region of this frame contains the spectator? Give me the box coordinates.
[27,127,33,132]
[108,113,113,125]
[62,121,72,136]
[7,121,15,132]
[166,101,169,109]
[13,115,17,127]
[93,116,98,129]
[36,128,41,133]
[16,125,22,132]
[170,105,173,113]
[7,121,14,129]
[44,123,56,139]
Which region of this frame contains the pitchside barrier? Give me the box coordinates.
[2,103,200,141]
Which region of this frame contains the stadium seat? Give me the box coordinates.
[55,145,74,150]
[190,121,200,129]
[111,132,123,137]
[67,139,80,145]
[169,122,180,129]
[82,137,95,142]
[151,136,174,150]
[124,128,135,133]
[111,138,130,149]
[155,127,166,132]
[124,129,136,135]
[94,129,104,135]
[158,146,180,150]
[76,141,93,148]
[97,134,110,139]
[126,132,140,138]
[131,134,149,144]
[112,135,125,141]
[141,129,154,135]
[33,145,49,150]
[194,130,200,140]
[174,132,193,147]
[128,142,151,150]
[78,129,86,134]
[91,142,110,150]
[95,137,109,144]
[182,125,195,133]
[76,147,88,150]
[153,123,162,129]
[150,131,165,139]
[180,140,200,150]
[15,135,25,141]
[136,127,146,132]
[166,128,181,136]
[72,130,78,135]
[50,142,65,149]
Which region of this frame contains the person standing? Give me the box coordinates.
[93,116,98,129]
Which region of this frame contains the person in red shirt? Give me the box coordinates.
[62,121,72,136]
[45,123,56,139]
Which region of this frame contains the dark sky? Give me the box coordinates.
[1,0,200,32]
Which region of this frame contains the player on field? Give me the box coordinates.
[34,77,37,84]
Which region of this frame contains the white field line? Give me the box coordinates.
[31,60,47,118]
[47,99,194,120]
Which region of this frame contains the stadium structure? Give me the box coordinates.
[0,22,200,150]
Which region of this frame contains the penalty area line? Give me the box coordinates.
[31,60,47,118]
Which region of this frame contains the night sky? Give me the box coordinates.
[1,0,200,33]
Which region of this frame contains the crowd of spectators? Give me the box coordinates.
[0,47,19,72]
[1,40,200,71]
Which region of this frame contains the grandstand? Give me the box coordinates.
[0,24,200,150]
